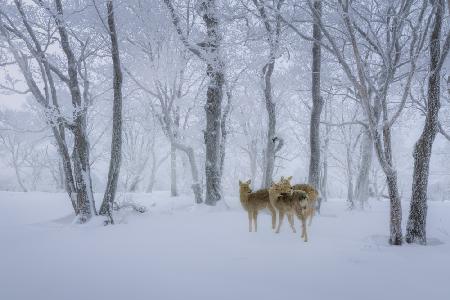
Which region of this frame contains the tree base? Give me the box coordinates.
[405,233,426,245]
[389,236,403,246]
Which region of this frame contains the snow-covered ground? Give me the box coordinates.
[0,191,449,300]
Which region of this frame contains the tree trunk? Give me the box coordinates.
[12,159,27,192]
[203,4,224,206]
[320,103,330,203]
[170,143,178,196]
[99,0,123,222]
[174,143,203,204]
[406,0,444,244]
[346,146,354,209]
[54,0,96,222]
[308,0,324,190]
[262,61,277,189]
[219,88,232,182]
[387,171,403,245]
[354,129,373,209]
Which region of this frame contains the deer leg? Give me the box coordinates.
[288,212,297,233]
[248,210,252,232]
[275,210,285,234]
[253,210,258,232]
[268,203,276,230]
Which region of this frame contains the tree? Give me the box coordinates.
[0,0,98,222]
[406,0,450,244]
[99,0,124,223]
[164,0,225,205]
[308,0,324,192]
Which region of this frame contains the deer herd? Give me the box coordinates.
[239,176,319,242]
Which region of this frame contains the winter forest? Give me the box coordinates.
[0,0,449,299]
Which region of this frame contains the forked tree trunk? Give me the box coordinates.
[53,0,97,222]
[406,0,445,244]
[174,143,203,204]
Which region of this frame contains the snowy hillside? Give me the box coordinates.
[1,191,449,300]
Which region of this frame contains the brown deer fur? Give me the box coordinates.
[268,176,293,226]
[292,184,319,225]
[275,190,310,241]
[239,180,276,232]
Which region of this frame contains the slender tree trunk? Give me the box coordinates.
[170,143,178,196]
[249,140,258,185]
[354,129,373,209]
[406,0,445,244]
[12,159,27,192]
[387,171,403,245]
[219,88,232,182]
[262,61,277,188]
[308,0,324,190]
[320,103,330,203]
[99,0,123,222]
[346,146,354,209]
[203,4,224,205]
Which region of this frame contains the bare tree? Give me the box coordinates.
[308,0,324,192]
[0,0,98,222]
[247,0,285,188]
[163,0,225,205]
[99,0,124,223]
[285,0,429,244]
[406,0,450,244]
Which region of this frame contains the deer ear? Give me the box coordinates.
[247,180,251,184]
[281,176,284,180]
[287,176,293,181]
[239,180,242,185]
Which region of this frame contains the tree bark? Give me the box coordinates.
[170,142,178,196]
[203,2,224,205]
[387,171,403,245]
[354,129,373,209]
[406,0,445,244]
[346,146,354,209]
[173,142,203,204]
[99,0,124,222]
[308,0,324,190]
[261,61,277,189]
[54,0,96,222]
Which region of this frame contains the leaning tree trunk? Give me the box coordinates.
[406,0,444,244]
[354,129,373,209]
[170,143,178,197]
[203,6,224,206]
[54,0,96,222]
[308,0,324,190]
[262,61,277,189]
[99,0,123,222]
[173,142,203,204]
